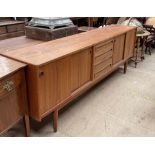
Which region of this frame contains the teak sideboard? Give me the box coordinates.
[1,25,136,132]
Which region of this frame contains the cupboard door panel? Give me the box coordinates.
[57,57,71,103]
[71,48,92,92]
[38,62,57,115]
[38,57,71,116]
[70,53,79,92]
[79,49,91,86]
[113,34,125,65]
[124,29,136,59]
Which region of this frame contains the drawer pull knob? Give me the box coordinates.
[3,81,14,92]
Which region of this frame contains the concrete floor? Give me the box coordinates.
[3,49,155,137]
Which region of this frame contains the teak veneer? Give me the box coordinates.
[0,25,136,132]
[0,36,43,54]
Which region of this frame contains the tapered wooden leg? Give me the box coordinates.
[53,109,58,132]
[23,114,30,137]
[124,61,128,74]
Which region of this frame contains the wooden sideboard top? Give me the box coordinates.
[0,36,43,54]
[1,25,136,66]
[0,55,26,80]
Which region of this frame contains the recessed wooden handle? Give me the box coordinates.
[3,81,14,92]
[39,71,44,77]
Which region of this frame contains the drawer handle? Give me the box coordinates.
[3,81,14,92]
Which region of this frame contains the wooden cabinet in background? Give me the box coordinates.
[0,56,30,136]
[0,20,25,40]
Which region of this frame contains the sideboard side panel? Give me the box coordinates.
[27,65,40,120]
[124,29,136,59]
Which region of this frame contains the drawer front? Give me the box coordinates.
[94,65,111,79]
[94,58,112,74]
[0,26,7,35]
[0,89,23,133]
[94,49,112,66]
[0,69,26,134]
[7,24,24,33]
[0,71,23,98]
[94,40,113,57]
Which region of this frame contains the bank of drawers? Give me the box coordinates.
[0,24,25,35]
[93,40,113,79]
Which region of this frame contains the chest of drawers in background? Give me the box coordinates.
[0,56,30,136]
[0,20,25,40]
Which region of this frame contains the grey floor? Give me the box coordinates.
[3,49,155,137]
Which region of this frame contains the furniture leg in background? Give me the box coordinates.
[133,37,140,68]
[131,30,150,68]
[53,109,58,132]
[23,114,30,137]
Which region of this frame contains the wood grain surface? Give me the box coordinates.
[0,55,26,80]
[1,25,136,66]
[0,36,43,54]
